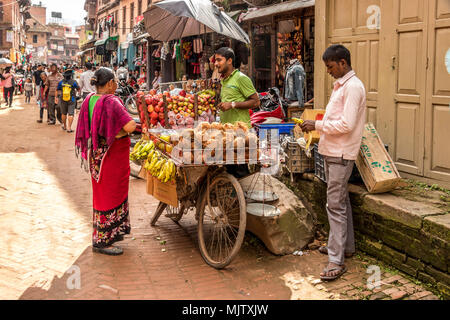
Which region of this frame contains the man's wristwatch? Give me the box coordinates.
[231,101,236,109]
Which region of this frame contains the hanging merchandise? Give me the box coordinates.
[193,38,203,54]
[182,41,192,60]
[161,42,170,61]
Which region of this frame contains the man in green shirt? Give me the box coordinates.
[215,47,260,127]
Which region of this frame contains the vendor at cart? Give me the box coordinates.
[214,47,260,128]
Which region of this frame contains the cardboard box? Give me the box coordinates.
[356,123,401,193]
[300,109,326,144]
[153,177,178,207]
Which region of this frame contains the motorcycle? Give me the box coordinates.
[250,87,289,126]
[115,76,139,115]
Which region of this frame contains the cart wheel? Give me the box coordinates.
[197,173,246,269]
[165,202,186,222]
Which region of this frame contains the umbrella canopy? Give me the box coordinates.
[0,58,13,68]
[143,0,250,44]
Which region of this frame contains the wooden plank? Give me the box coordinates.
[142,95,151,129]
[163,95,169,129]
[356,123,401,193]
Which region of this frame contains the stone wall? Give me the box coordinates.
[279,174,450,299]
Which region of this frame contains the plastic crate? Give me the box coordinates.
[313,144,326,183]
[313,143,363,184]
[256,123,296,138]
[285,142,314,174]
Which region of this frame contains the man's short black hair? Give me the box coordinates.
[215,47,235,63]
[85,62,92,70]
[322,44,351,67]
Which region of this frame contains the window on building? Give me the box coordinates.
[130,2,134,30]
[0,3,3,22]
[66,50,70,56]
[54,30,58,36]
[72,50,75,56]
[147,0,151,8]
[0,31,3,46]
[114,10,118,33]
[122,6,126,35]
[33,35,38,43]
[138,0,142,16]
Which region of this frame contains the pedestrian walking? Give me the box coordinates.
[24,78,33,103]
[300,44,366,281]
[45,64,63,125]
[79,62,96,101]
[75,67,136,255]
[57,69,80,133]
[37,73,49,123]
[33,65,44,104]
[1,67,15,108]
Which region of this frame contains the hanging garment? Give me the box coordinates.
[283,59,306,105]
[161,42,169,60]
[193,38,203,54]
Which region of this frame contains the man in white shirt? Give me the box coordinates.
[79,62,96,102]
[116,61,128,82]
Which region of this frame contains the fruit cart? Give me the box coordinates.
[131,123,274,269]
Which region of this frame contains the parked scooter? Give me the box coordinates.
[115,74,138,115]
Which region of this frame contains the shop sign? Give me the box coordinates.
[58,45,64,51]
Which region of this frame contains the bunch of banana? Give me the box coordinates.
[130,139,155,161]
[144,150,177,183]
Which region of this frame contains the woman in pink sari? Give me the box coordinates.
[75,67,136,255]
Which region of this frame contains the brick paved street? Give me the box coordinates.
[0,95,441,300]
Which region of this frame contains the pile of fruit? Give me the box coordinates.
[170,121,260,165]
[136,89,217,130]
[144,149,176,183]
[130,139,155,161]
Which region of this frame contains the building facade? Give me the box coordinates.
[25,3,50,64]
[0,0,30,63]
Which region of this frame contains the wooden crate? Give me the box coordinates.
[356,123,401,193]
[153,177,178,207]
[146,171,154,195]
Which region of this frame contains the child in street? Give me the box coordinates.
[24,78,33,103]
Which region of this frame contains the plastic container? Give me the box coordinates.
[256,123,296,138]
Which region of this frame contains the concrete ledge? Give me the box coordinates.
[279,174,450,299]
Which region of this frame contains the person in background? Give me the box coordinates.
[57,69,80,133]
[1,67,15,108]
[33,65,43,98]
[45,63,63,125]
[112,63,118,78]
[24,77,33,103]
[116,62,128,82]
[300,44,366,281]
[37,72,49,123]
[151,70,162,90]
[75,67,136,256]
[79,62,96,101]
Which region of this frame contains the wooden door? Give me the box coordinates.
[390,0,428,175]
[424,0,450,181]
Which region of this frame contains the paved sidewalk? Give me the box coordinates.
[0,95,441,300]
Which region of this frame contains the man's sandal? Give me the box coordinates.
[92,246,123,256]
[318,245,354,258]
[320,264,347,281]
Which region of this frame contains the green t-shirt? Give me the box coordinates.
[220,69,256,127]
[89,95,101,123]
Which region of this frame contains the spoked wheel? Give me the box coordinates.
[165,202,186,222]
[197,173,246,269]
[125,97,138,115]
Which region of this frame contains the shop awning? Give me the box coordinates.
[242,0,315,21]
[133,33,150,43]
[94,38,107,46]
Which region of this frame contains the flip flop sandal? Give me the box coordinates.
[318,246,354,258]
[67,129,74,133]
[92,246,123,256]
[320,264,347,281]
